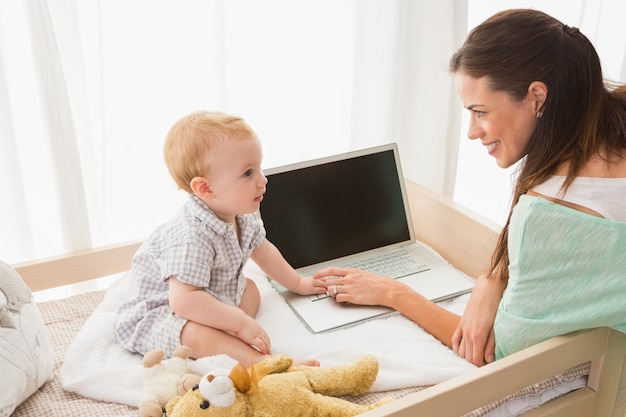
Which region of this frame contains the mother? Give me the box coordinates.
[314,8,626,366]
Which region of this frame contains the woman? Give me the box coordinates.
[314,9,626,367]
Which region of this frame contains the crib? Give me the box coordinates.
[12,180,626,417]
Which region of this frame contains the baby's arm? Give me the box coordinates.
[250,239,325,296]
[168,276,270,354]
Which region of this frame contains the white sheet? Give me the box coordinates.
[60,262,475,407]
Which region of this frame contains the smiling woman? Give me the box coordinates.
[454,0,626,225]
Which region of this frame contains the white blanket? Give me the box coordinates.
[60,262,476,408]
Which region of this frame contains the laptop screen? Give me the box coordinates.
[260,145,412,269]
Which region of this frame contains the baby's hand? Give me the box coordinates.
[236,317,271,354]
[293,275,327,296]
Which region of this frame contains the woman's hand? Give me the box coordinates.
[452,273,506,366]
[313,267,398,306]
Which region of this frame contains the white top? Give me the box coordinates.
[532,176,626,221]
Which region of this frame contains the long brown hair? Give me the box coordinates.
[449,9,626,280]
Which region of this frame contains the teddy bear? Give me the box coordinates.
[165,354,393,417]
[139,345,202,417]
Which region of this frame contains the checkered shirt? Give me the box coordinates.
[114,195,265,354]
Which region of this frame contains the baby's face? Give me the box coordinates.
[202,135,267,222]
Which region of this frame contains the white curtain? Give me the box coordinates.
[3,0,624,269]
[348,1,467,196]
[0,0,466,265]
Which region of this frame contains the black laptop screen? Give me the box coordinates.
[259,147,411,269]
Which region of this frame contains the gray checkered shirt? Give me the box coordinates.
[114,195,265,354]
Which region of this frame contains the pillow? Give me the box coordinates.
[0,260,54,416]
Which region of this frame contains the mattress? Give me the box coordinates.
[13,288,588,417]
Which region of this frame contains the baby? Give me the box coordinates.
[115,111,324,367]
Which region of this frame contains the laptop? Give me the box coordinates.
[259,143,474,333]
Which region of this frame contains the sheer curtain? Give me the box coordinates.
[0,0,465,266]
[3,1,623,273]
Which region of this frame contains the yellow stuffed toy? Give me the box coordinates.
[165,354,392,417]
[139,345,202,417]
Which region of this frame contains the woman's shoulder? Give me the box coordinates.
[529,177,626,221]
[532,151,626,220]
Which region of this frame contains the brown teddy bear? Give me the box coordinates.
[165,354,392,417]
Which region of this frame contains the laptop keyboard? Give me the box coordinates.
[308,249,430,301]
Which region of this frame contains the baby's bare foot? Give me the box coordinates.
[293,358,320,367]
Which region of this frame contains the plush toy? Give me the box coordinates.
[139,345,202,417]
[165,354,392,417]
[0,260,54,416]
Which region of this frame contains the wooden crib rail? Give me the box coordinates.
[14,240,141,292]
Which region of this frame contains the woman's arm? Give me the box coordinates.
[315,267,506,366]
[452,273,506,365]
[314,267,461,349]
[388,280,462,350]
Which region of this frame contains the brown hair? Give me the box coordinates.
[163,111,256,194]
[450,9,626,279]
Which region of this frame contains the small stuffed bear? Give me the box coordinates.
[165,354,392,417]
[139,345,202,417]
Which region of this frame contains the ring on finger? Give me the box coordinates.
[333,285,338,296]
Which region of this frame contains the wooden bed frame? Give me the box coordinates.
[14,179,626,417]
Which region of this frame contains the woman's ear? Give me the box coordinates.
[190,177,213,199]
[529,81,548,114]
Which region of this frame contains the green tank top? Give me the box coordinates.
[494,195,626,359]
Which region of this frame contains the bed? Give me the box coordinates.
[10,179,626,417]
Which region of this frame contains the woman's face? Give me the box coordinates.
[454,73,541,168]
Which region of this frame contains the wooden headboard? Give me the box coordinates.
[404,180,501,279]
[14,241,141,292]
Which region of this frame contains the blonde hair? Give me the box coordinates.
[163,111,256,194]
